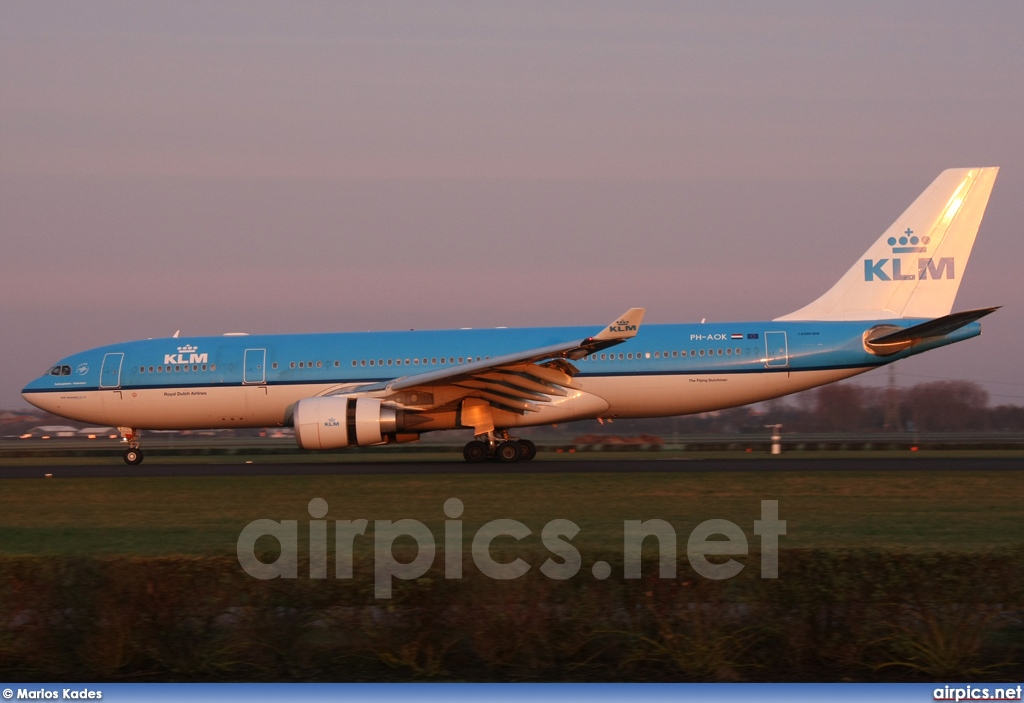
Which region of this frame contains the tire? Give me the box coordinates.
[496,441,520,463]
[123,448,144,465]
[517,439,537,461]
[463,440,488,463]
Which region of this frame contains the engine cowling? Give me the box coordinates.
[293,396,401,450]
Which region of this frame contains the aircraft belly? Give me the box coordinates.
[578,368,872,418]
[37,384,334,430]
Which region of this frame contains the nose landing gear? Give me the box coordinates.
[118,427,144,465]
[462,432,537,464]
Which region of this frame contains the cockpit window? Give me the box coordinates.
[48,365,71,376]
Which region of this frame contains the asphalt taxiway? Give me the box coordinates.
[1,457,1022,478]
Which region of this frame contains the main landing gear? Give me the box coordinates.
[119,427,144,465]
[462,432,537,464]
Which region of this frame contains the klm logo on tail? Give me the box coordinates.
[864,228,954,282]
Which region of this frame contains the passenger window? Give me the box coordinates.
[726,348,732,355]
[361,360,366,367]
[316,361,323,368]
[149,366,154,372]
[698,350,704,357]
[369,360,375,366]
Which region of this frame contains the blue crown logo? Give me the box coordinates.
[177,344,198,354]
[888,228,930,254]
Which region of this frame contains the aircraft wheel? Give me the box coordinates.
[123,448,144,465]
[463,440,489,463]
[496,441,521,463]
[517,439,537,461]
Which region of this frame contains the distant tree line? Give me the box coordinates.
[560,380,1024,436]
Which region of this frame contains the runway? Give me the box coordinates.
[2,456,1022,478]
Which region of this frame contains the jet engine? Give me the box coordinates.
[293,396,406,450]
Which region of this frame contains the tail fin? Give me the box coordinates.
[777,167,999,321]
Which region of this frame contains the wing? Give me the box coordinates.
[351,307,645,416]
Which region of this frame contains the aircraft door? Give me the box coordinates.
[764,331,789,367]
[244,348,267,384]
[100,353,125,388]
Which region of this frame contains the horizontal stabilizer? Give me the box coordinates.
[869,306,1000,346]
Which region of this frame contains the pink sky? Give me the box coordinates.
[2,1,1023,408]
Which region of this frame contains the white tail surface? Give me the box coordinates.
[778,167,999,321]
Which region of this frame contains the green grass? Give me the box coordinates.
[2,470,1022,557]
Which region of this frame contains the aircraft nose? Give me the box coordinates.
[22,387,47,412]
[21,377,54,412]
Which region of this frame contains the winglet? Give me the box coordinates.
[593,308,646,341]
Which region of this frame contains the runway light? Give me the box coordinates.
[911,446,919,451]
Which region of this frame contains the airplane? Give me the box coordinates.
[22,167,1000,465]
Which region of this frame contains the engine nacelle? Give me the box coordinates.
[293,396,401,450]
